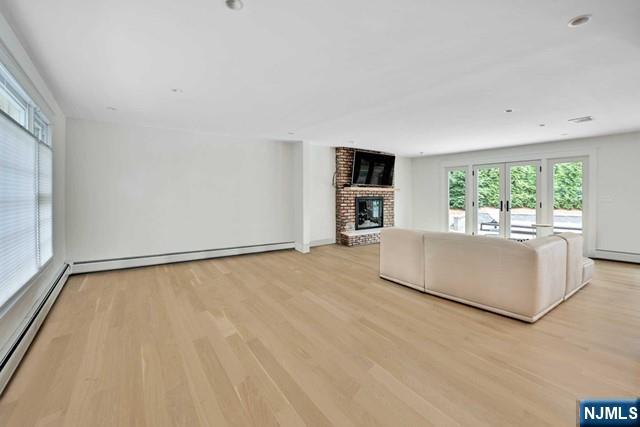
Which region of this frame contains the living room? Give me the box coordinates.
[0,1,638,426]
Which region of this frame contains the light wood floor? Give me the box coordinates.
[1,244,638,426]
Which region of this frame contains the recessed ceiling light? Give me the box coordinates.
[288,131,295,135]
[561,133,569,136]
[568,14,592,27]
[539,124,545,127]
[226,0,243,10]
[504,109,513,113]
[171,88,183,93]
[106,106,117,111]
[568,115,593,123]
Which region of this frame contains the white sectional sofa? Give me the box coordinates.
[379,229,594,322]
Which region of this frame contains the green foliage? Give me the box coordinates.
[509,165,537,209]
[447,162,583,211]
[478,168,500,208]
[448,170,466,209]
[553,162,583,210]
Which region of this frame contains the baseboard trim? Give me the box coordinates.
[310,238,336,247]
[0,264,70,395]
[71,242,295,274]
[591,249,640,264]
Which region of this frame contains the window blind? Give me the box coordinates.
[38,143,52,264]
[0,112,51,308]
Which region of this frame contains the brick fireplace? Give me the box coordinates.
[335,147,394,246]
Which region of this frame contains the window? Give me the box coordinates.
[447,168,467,233]
[34,112,49,143]
[0,63,52,307]
[0,80,27,126]
[446,157,587,241]
[475,165,502,236]
[552,159,583,234]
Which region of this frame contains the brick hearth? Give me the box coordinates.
[335,147,394,246]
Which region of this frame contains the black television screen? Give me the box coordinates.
[351,151,395,186]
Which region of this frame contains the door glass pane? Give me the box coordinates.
[553,161,583,234]
[509,164,538,240]
[448,169,466,233]
[477,167,501,236]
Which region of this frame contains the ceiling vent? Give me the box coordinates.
[568,116,593,124]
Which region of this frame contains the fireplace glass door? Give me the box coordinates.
[356,197,383,230]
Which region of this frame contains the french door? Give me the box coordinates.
[475,164,504,237]
[474,161,541,240]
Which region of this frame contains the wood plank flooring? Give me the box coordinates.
[1,244,638,426]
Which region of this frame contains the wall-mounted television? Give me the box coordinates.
[351,150,395,187]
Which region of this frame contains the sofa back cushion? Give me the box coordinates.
[379,228,425,290]
[423,232,565,317]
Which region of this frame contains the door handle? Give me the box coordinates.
[506,201,510,211]
[500,201,504,211]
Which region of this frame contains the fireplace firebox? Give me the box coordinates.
[356,197,384,230]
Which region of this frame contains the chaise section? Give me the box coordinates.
[378,228,593,322]
[556,233,594,299]
[522,236,569,319]
[582,258,594,288]
[379,228,425,291]
[422,232,566,322]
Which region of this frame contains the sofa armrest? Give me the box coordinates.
[379,228,425,291]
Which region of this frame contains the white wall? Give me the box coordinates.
[291,141,311,253]
[65,120,411,263]
[411,131,640,262]
[309,145,336,245]
[66,119,296,262]
[0,10,66,361]
[394,156,413,228]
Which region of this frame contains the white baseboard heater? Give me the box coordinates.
[71,241,295,274]
[0,264,70,395]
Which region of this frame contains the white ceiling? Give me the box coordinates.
[2,0,640,156]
